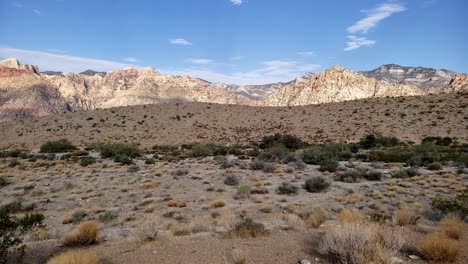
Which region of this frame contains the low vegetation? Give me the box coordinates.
[40,139,77,153]
[63,221,99,246]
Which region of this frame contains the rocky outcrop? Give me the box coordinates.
[361,64,454,90]
[0,58,39,74]
[263,66,424,106]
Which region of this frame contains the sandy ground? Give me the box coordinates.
[0,93,467,150]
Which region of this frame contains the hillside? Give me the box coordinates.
[1,92,466,150]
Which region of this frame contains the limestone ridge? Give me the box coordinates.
[0,58,466,121]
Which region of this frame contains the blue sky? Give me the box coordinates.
[0,0,467,84]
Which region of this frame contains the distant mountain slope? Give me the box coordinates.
[263,66,424,106]
[360,64,454,90]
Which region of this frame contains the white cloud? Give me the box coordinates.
[163,60,320,85]
[297,51,316,56]
[123,57,138,63]
[344,35,376,51]
[230,55,244,61]
[347,2,406,34]
[169,38,192,46]
[186,58,215,65]
[33,9,41,15]
[13,2,23,8]
[230,0,242,5]
[47,48,67,53]
[0,46,129,72]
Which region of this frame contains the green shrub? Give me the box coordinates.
[337,167,369,182]
[188,144,227,157]
[365,170,383,181]
[79,156,96,167]
[318,159,339,172]
[1,199,25,214]
[422,136,453,146]
[144,158,156,165]
[431,190,468,217]
[0,149,23,158]
[224,175,239,186]
[259,134,305,150]
[359,134,401,149]
[98,211,118,222]
[263,163,277,173]
[277,182,299,195]
[301,143,351,165]
[392,169,408,179]
[250,159,265,170]
[39,139,76,153]
[113,155,133,165]
[71,210,87,222]
[99,144,141,159]
[0,209,44,264]
[0,177,9,188]
[304,177,331,192]
[257,144,290,162]
[427,162,442,171]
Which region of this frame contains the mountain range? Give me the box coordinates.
[0,58,466,121]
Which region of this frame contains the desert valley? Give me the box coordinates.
[0,56,467,264]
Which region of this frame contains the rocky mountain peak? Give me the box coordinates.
[0,58,39,74]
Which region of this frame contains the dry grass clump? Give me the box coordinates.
[133,221,160,241]
[337,209,365,224]
[306,210,328,228]
[231,248,247,264]
[167,199,178,207]
[318,223,405,264]
[229,218,268,238]
[211,199,226,208]
[63,221,98,246]
[419,233,460,262]
[47,250,99,264]
[169,223,192,236]
[394,207,415,226]
[440,215,465,239]
[259,205,273,213]
[176,200,187,208]
[142,180,160,189]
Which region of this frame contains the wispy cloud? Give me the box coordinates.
[297,51,316,56]
[230,55,244,61]
[347,2,406,34]
[123,57,138,63]
[13,2,23,8]
[230,0,242,5]
[0,46,128,72]
[186,58,215,65]
[344,35,376,51]
[47,48,67,53]
[164,60,320,85]
[169,38,192,46]
[33,9,41,15]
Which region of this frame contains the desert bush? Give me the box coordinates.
[98,211,118,222]
[422,136,453,146]
[172,168,189,176]
[259,133,305,150]
[113,154,133,165]
[0,209,44,264]
[391,169,409,179]
[235,185,251,199]
[170,223,192,236]
[133,221,160,241]
[318,159,339,172]
[63,221,98,246]
[304,177,331,193]
[318,223,405,264]
[0,177,9,188]
[71,210,87,222]
[211,199,226,208]
[249,159,265,170]
[224,175,239,186]
[419,233,460,262]
[144,158,156,165]
[440,216,464,239]
[229,218,268,238]
[79,156,96,167]
[47,250,99,264]
[306,210,328,228]
[431,190,468,217]
[257,144,291,162]
[276,182,298,195]
[99,143,141,159]
[259,205,273,213]
[231,248,247,264]
[427,162,442,171]
[188,143,227,157]
[40,139,77,153]
[337,167,368,183]
[337,209,364,224]
[127,165,141,173]
[359,134,401,149]
[365,170,383,181]
[301,144,345,165]
[1,198,26,214]
[394,208,416,226]
[262,163,276,173]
